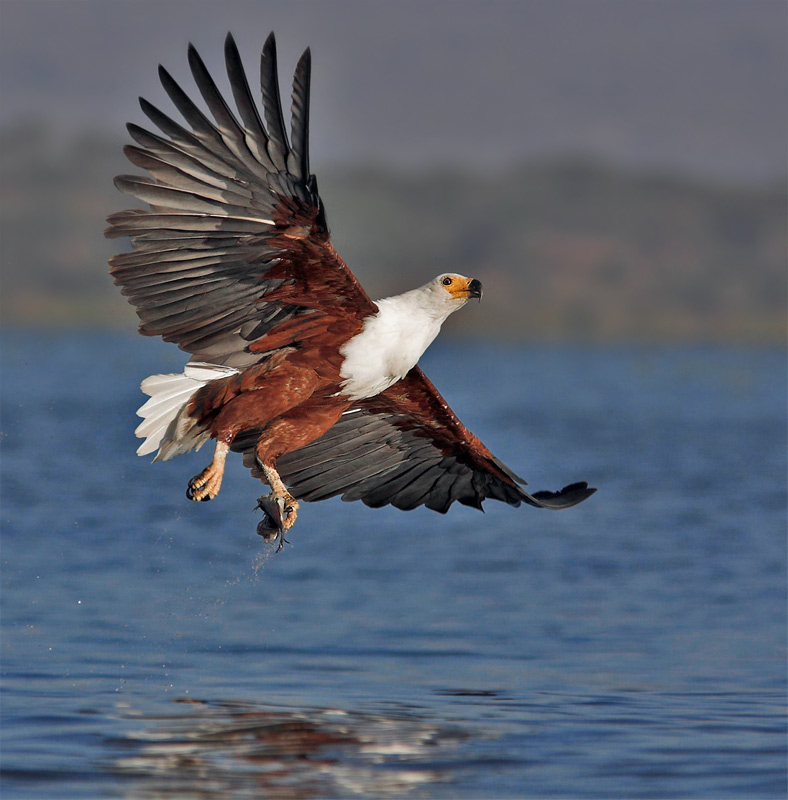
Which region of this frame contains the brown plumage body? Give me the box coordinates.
[189,351,351,465]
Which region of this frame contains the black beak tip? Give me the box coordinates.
[468,278,483,300]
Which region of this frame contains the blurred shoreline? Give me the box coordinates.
[1,123,785,345]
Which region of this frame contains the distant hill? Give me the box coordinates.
[1,125,785,343]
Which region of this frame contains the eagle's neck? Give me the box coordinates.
[338,288,454,401]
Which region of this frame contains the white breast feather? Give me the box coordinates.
[339,290,448,401]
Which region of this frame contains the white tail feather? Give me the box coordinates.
[135,362,239,461]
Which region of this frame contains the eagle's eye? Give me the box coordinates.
[283,505,294,517]
[442,277,452,286]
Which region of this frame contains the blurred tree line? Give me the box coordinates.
[1,122,785,343]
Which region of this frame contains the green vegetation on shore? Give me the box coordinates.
[1,124,785,343]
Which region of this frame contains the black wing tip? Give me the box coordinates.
[531,481,597,510]
[186,42,201,67]
[263,31,277,57]
[157,63,181,97]
[224,32,240,58]
[112,174,134,192]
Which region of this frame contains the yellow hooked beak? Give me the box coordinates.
[449,277,483,301]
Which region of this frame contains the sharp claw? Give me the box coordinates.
[187,476,200,499]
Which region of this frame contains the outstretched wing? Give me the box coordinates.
[248,367,596,512]
[107,33,376,367]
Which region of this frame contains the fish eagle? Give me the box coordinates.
[107,33,596,548]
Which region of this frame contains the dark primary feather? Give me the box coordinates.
[223,35,275,173]
[288,48,311,181]
[239,368,597,513]
[259,33,290,172]
[107,32,376,367]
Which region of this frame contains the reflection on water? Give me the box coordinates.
[109,699,469,799]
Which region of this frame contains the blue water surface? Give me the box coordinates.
[1,332,786,799]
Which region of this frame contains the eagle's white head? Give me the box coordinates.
[426,273,484,310]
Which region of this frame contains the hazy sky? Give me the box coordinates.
[1,0,785,181]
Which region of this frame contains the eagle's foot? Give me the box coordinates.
[255,492,299,552]
[187,464,224,502]
[186,441,229,502]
